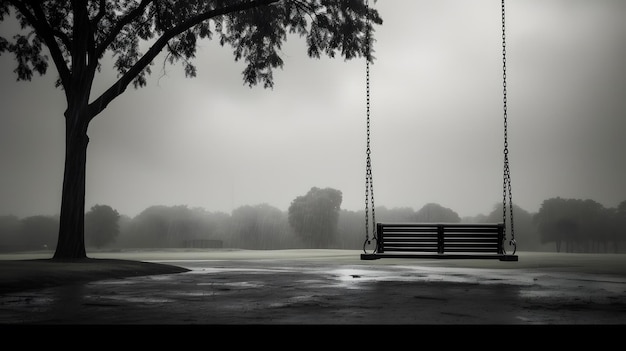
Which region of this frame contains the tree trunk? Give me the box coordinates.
[53,108,90,260]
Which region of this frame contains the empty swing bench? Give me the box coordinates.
[361,222,518,261]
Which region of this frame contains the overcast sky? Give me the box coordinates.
[1,0,625,219]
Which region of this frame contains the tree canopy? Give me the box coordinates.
[0,0,382,259]
[1,1,382,110]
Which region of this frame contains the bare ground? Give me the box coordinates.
[1,249,626,330]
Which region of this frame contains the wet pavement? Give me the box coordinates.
[1,250,626,325]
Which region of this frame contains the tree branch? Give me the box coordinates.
[12,0,71,90]
[93,0,106,24]
[51,28,72,52]
[88,0,281,119]
[95,0,154,59]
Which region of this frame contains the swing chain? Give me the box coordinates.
[501,0,516,254]
[364,0,377,253]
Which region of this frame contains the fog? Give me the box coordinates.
[1,0,625,220]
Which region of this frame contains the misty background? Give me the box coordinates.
[1,1,625,234]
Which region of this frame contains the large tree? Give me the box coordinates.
[0,0,382,259]
[533,197,612,253]
[84,204,120,248]
[288,186,342,248]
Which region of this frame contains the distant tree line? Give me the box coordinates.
[533,197,626,253]
[1,190,625,254]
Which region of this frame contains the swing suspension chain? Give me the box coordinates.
[501,0,516,253]
[363,1,513,254]
[364,0,377,252]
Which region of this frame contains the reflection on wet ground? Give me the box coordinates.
[2,253,626,324]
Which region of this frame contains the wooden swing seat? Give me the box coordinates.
[361,222,518,261]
